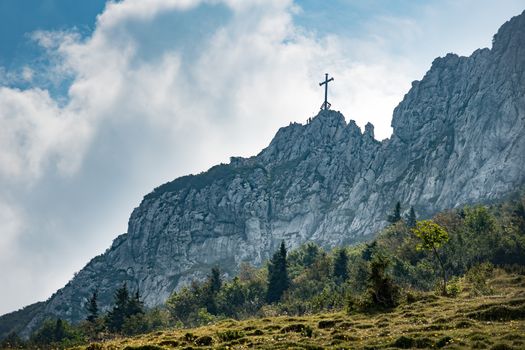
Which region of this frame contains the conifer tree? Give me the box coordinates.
[387,202,402,223]
[303,242,320,267]
[127,290,144,316]
[406,206,417,228]
[333,248,349,282]
[361,241,377,261]
[107,283,130,332]
[203,267,222,314]
[53,319,66,342]
[86,290,99,323]
[209,266,222,294]
[266,241,289,303]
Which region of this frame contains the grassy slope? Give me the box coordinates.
[74,270,525,350]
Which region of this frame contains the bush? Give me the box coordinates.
[318,320,338,329]
[217,330,244,342]
[123,345,164,350]
[467,305,525,321]
[446,276,462,297]
[194,335,213,346]
[302,325,313,338]
[364,254,400,310]
[490,344,514,350]
[466,263,494,296]
[392,335,414,348]
[436,336,453,348]
[280,324,306,333]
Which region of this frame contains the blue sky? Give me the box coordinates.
[0,0,523,315]
[0,1,105,66]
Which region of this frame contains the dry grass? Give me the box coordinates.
[73,270,525,349]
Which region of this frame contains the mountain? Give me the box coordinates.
[2,9,525,339]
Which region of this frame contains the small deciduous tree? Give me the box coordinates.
[411,220,449,295]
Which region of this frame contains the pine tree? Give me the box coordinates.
[303,242,320,267]
[204,267,222,314]
[266,241,289,303]
[209,266,222,294]
[406,206,417,228]
[53,319,66,342]
[127,290,144,316]
[0,332,24,349]
[107,283,130,332]
[333,248,349,282]
[387,202,402,223]
[361,241,377,261]
[86,290,99,323]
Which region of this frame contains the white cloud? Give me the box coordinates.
[0,200,23,259]
[0,87,91,180]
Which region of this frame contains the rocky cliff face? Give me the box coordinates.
[6,10,525,338]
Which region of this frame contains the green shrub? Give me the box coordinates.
[318,320,338,329]
[436,336,453,348]
[194,335,213,346]
[248,329,264,336]
[216,330,244,342]
[280,324,306,333]
[446,276,462,297]
[183,332,196,342]
[158,339,179,347]
[123,345,163,350]
[467,305,525,321]
[466,263,495,296]
[302,325,313,338]
[490,344,514,350]
[392,335,414,348]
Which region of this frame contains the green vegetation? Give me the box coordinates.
[266,241,290,303]
[86,291,99,324]
[332,248,349,282]
[107,284,145,333]
[2,195,524,349]
[411,220,450,294]
[387,201,402,224]
[64,269,525,349]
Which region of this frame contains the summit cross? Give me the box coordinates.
[319,73,334,110]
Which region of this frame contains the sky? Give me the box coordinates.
[0,0,523,315]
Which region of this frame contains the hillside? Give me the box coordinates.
[75,269,525,349]
[1,9,524,339]
[1,193,522,349]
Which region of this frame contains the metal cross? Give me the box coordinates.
[319,73,334,110]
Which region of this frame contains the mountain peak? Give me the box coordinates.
[492,9,525,54]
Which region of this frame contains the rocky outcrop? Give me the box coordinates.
[4,9,525,338]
